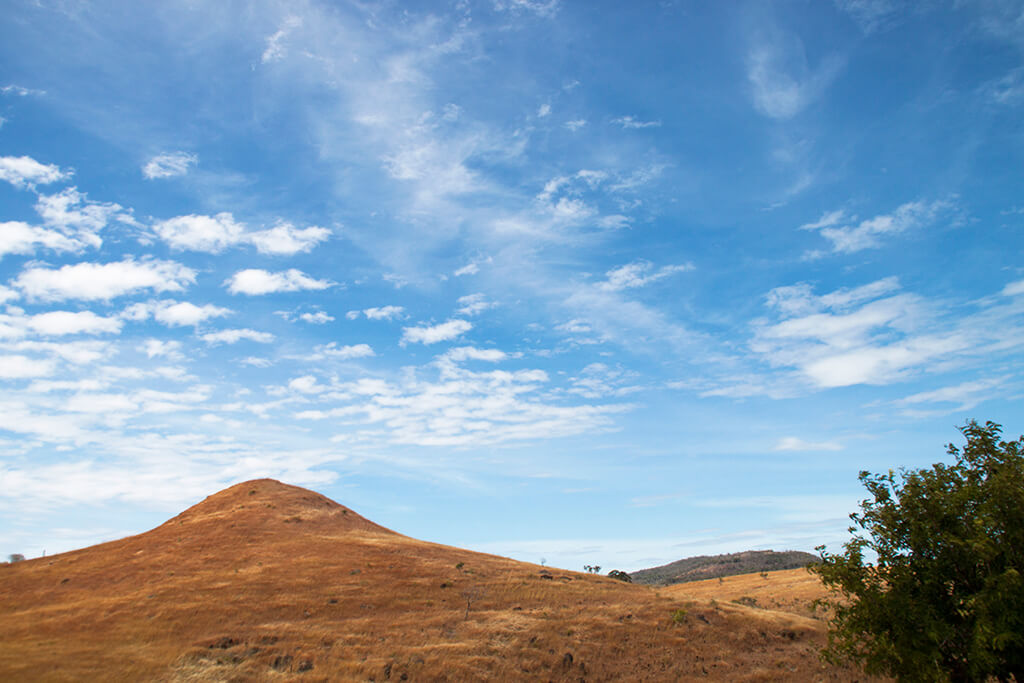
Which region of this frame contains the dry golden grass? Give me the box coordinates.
[0,479,885,681]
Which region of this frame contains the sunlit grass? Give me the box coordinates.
[0,480,885,681]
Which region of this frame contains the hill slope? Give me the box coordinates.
[630,550,820,586]
[0,479,877,681]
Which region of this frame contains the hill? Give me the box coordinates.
[629,550,820,586]
[0,479,880,681]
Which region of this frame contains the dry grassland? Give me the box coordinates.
[0,479,884,681]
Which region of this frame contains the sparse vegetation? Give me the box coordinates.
[7,554,24,563]
[607,569,631,582]
[671,608,688,624]
[630,550,818,586]
[583,564,601,574]
[0,478,882,681]
[812,420,1024,682]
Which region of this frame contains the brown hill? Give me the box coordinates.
[0,479,882,681]
[630,550,820,586]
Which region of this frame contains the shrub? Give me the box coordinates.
[811,421,1024,681]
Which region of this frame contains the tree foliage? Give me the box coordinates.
[607,569,632,582]
[810,420,1024,682]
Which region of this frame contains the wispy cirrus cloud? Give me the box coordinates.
[599,261,693,292]
[773,436,842,452]
[611,115,661,129]
[800,200,954,256]
[142,151,197,179]
[746,31,844,119]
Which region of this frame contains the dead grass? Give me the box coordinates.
[0,479,884,681]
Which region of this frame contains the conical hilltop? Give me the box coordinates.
[0,480,883,681]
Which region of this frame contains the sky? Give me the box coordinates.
[1,0,1022,572]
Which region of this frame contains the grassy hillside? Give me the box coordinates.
[629,550,820,586]
[0,479,880,681]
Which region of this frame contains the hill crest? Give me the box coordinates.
[0,480,874,681]
[158,478,395,536]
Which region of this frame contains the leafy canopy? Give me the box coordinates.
[810,421,1024,682]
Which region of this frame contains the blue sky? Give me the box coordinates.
[1,0,1022,571]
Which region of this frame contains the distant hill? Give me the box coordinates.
[630,550,819,586]
[1,480,874,681]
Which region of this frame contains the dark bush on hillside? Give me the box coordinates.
[607,570,631,582]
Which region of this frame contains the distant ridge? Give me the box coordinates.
[630,550,819,586]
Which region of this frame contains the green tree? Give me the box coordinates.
[810,420,1024,682]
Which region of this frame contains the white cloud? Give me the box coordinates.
[443,346,508,362]
[0,310,123,339]
[15,258,196,302]
[141,339,182,359]
[152,212,330,255]
[893,377,1005,415]
[401,319,472,345]
[0,155,70,189]
[200,328,275,345]
[0,187,130,260]
[294,360,627,447]
[599,261,693,291]
[247,222,331,255]
[142,300,232,327]
[493,0,559,17]
[537,103,551,117]
[1001,279,1024,297]
[0,221,81,259]
[454,262,479,277]
[834,0,903,33]
[564,119,587,131]
[153,212,245,252]
[360,306,405,321]
[40,187,129,236]
[611,116,661,129]
[0,286,19,304]
[288,375,326,394]
[225,268,332,295]
[1,84,46,97]
[456,293,496,316]
[298,311,334,324]
[749,279,990,389]
[773,436,842,452]
[0,355,57,378]
[262,15,302,63]
[801,200,953,255]
[567,362,644,399]
[25,311,123,336]
[307,342,375,360]
[747,35,843,119]
[142,151,197,179]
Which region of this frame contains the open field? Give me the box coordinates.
[0,480,883,681]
